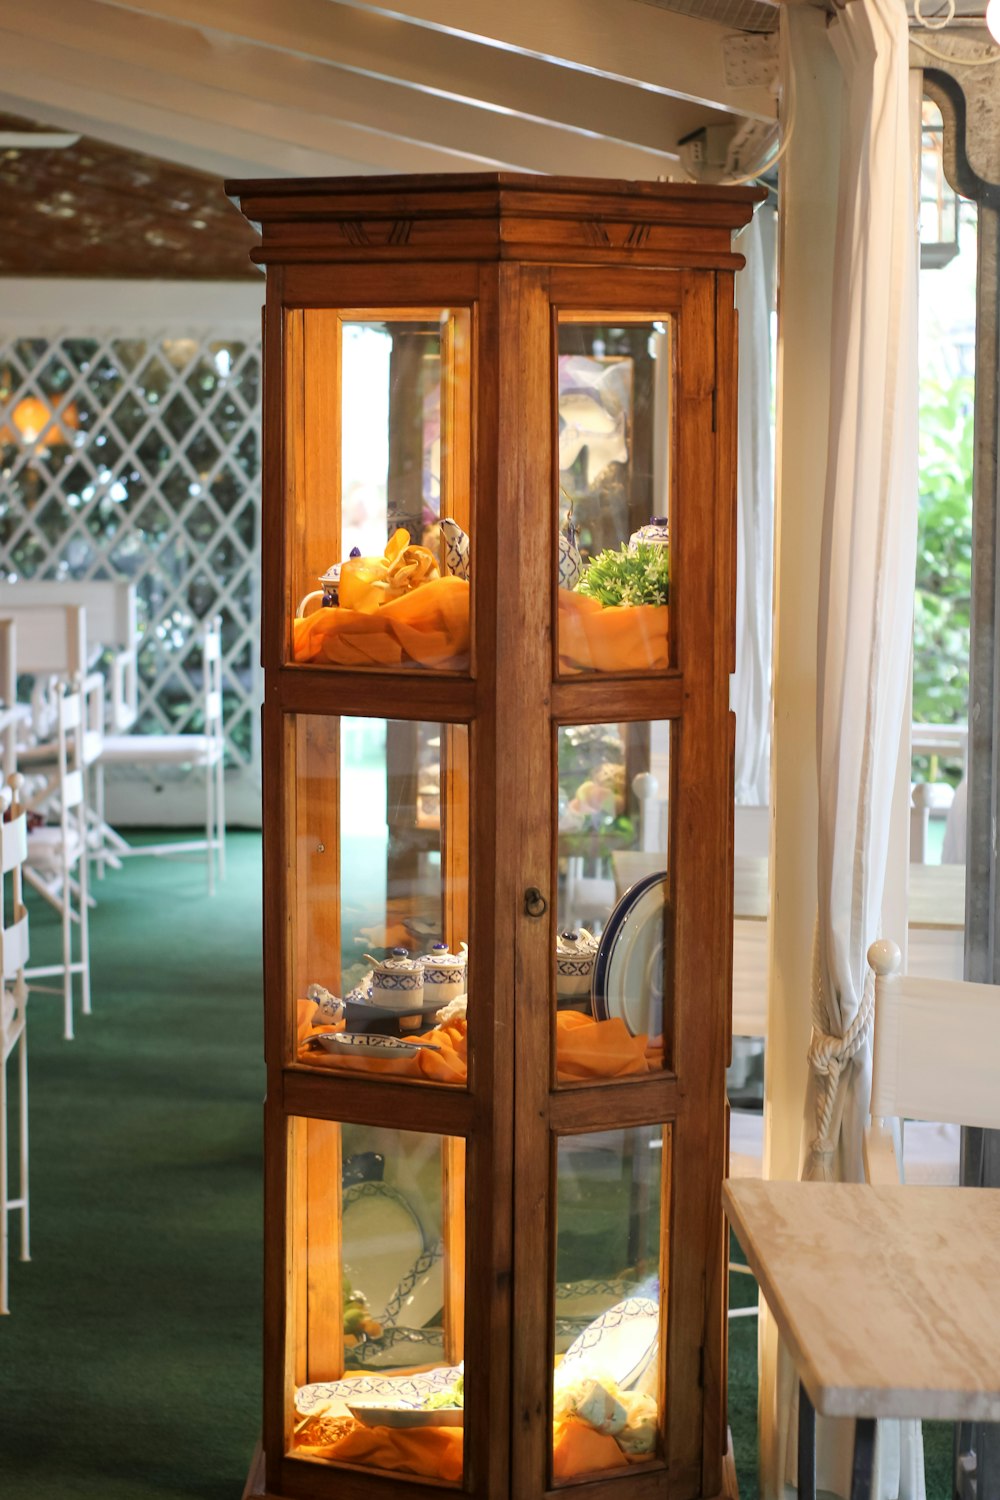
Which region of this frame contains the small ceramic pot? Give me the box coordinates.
[421,943,468,1006]
[556,930,597,1000]
[628,517,670,553]
[366,949,425,1016]
[297,548,362,616]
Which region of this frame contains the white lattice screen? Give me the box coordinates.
[0,281,263,821]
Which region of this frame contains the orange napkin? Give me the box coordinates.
[558,589,668,674]
[556,1010,652,1081]
[294,576,470,670]
[552,1417,632,1480]
[298,1001,656,1085]
[297,1421,463,1482]
[296,998,468,1085]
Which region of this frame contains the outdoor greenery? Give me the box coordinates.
[914,375,974,742]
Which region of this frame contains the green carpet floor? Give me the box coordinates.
[1,833,264,1500]
[0,833,957,1498]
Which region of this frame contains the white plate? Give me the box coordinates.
[591,873,669,1038]
[296,1365,461,1418]
[342,1182,426,1325]
[559,1296,659,1393]
[347,1402,463,1429]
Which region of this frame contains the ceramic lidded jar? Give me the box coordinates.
[628,517,670,553]
[420,942,468,1006]
[555,929,598,1003]
[366,948,425,1011]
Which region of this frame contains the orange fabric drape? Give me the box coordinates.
[296,1423,464,1481]
[297,1415,640,1481]
[297,1002,661,1084]
[294,576,470,670]
[558,589,668,674]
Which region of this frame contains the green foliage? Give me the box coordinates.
[914,376,974,732]
[577,541,670,608]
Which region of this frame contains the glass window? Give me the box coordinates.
[556,319,674,675]
[556,721,673,1080]
[288,309,472,672]
[291,715,470,1085]
[552,1125,669,1483]
[288,1118,466,1484]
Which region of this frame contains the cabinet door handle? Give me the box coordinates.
[524,887,548,919]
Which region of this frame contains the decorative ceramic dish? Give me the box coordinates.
[310,1033,440,1058]
[296,1365,461,1418]
[559,1296,659,1393]
[382,1237,445,1330]
[591,873,669,1037]
[342,1182,427,1325]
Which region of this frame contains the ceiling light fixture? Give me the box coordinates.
[987,0,1000,44]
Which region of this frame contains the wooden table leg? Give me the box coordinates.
[798,1382,816,1500]
[850,1418,876,1500]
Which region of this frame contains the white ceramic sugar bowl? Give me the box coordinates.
[628,516,670,553]
[365,949,425,1012]
[420,942,468,1006]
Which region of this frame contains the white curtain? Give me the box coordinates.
[734,208,775,807]
[779,0,924,1495]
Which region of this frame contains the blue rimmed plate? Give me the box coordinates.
[590,872,669,1039]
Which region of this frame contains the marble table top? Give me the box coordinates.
[723,1178,1000,1421]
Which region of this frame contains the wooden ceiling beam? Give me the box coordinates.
[0,24,518,180]
[2,0,698,177]
[0,84,366,181]
[339,0,777,118]
[100,0,767,151]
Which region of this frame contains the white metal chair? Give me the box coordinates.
[1,770,30,1313]
[94,616,226,894]
[864,938,1000,1185]
[23,682,92,1041]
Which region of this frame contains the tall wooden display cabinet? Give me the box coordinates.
[229,173,762,1500]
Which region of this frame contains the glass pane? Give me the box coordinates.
[556,319,673,675]
[292,715,470,1086]
[289,1117,466,1485]
[552,1125,668,1483]
[289,309,472,673]
[556,721,672,1080]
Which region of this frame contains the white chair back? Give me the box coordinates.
[1,581,138,731]
[0,602,87,678]
[868,938,1000,1133]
